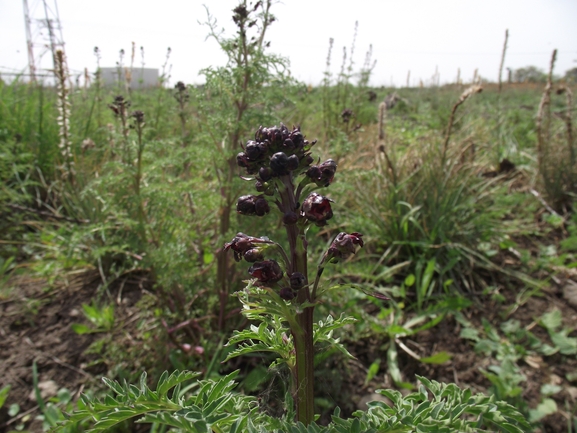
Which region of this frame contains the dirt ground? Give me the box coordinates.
[1,268,576,432]
[0,270,148,432]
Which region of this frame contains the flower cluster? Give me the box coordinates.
[227,124,365,303]
[235,124,337,227]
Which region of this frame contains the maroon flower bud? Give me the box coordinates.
[302,154,315,166]
[237,195,257,215]
[254,197,270,216]
[175,81,186,92]
[255,180,266,192]
[301,192,333,226]
[341,108,353,123]
[289,130,304,148]
[282,211,299,225]
[270,152,289,175]
[130,110,145,123]
[243,248,264,262]
[237,152,250,168]
[268,126,284,147]
[287,154,300,171]
[306,165,321,180]
[255,126,267,142]
[259,166,273,182]
[248,260,283,284]
[318,159,337,186]
[289,272,306,290]
[245,141,266,160]
[279,287,296,300]
[225,232,264,262]
[325,232,364,263]
[283,138,295,150]
[237,195,269,216]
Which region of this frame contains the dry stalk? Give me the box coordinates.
[377,101,396,183]
[55,49,74,182]
[559,86,575,167]
[498,29,509,93]
[378,101,386,140]
[442,84,483,162]
[536,49,557,176]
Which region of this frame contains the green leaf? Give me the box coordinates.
[420,351,452,364]
[459,327,479,341]
[529,398,557,422]
[203,251,214,264]
[404,274,416,287]
[8,403,20,417]
[540,384,562,396]
[0,385,10,409]
[540,309,562,330]
[71,323,92,334]
[365,359,380,384]
[550,331,577,355]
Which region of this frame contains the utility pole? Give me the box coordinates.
[22,0,36,82]
[21,0,66,82]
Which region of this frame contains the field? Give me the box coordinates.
[1,4,577,432]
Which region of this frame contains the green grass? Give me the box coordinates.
[1,28,576,432]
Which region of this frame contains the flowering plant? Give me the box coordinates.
[224,123,375,424]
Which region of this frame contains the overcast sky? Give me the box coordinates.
[1,0,576,87]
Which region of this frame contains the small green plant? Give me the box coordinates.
[71,302,115,334]
[459,308,576,425]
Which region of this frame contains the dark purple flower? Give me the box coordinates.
[259,166,273,182]
[254,197,270,216]
[306,159,337,187]
[341,108,353,123]
[301,192,333,226]
[224,232,265,262]
[279,287,296,300]
[325,232,364,263]
[248,260,283,284]
[282,211,298,225]
[244,140,267,160]
[130,110,145,123]
[270,152,289,175]
[243,248,264,262]
[287,154,300,171]
[237,195,269,216]
[317,159,337,185]
[289,272,306,290]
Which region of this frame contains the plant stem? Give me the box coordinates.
[281,175,314,425]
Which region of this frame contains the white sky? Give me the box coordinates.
[1,0,576,87]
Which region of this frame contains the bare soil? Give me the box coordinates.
[1,268,576,432]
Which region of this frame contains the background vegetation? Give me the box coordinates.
[1,2,576,432]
